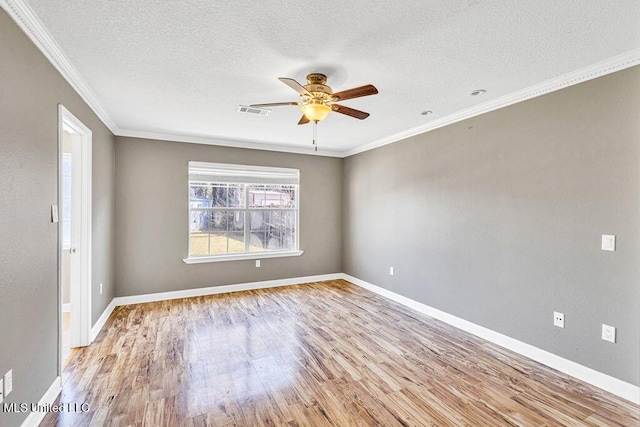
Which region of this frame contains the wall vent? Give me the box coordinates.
[237,105,271,116]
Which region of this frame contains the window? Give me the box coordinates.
[184,162,302,263]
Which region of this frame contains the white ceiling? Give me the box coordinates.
[12,0,640,156]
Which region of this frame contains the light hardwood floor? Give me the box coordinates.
[42,280,639,426]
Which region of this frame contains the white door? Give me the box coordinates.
[67,127,82,348]
[59,106,92,364]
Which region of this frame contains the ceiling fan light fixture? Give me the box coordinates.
[301,102,331,122]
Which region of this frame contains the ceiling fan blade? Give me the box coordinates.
[331,84,378,101]
[249,102,298,108]
[298,115,310,125]
[332,104,370,120]
[279,77,312,96]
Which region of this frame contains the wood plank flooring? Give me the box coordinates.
[42,280,639,426]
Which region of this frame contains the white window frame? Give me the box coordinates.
[183,162,303,264]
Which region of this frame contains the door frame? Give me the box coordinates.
[58,105,92,372]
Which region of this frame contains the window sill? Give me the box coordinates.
[183,250,304,264]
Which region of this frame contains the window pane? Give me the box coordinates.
[210,210,228,232]
[189,210,210,256]
[249,231,267,252]
[227,233,245,253]
[248,185,266,208]
[189,232,210,256]
[209,210,245,232]
[208,184,246,208]
[190,183,211,208]
[203,232,245,255]
[249,211,267,231]
[208,233,228,255]
[190,209,210,233]
[247,210,296,252]
[211,184,228,207]
[248,184,296,208]
[280,185,296,208]
[229,211,245,231]
[228,184,245,208]
[266,211,296,251]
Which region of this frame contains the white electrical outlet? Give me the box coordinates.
[255,260,261,268]
[389,267,394,276]
[602,324,616,343]
[4,370,12,396]
[553,312,564,328]
[100,283,103,295]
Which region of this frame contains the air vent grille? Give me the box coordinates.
[237,105,271,116]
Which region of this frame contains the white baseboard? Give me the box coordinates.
[112,273,343,306]
[342,274,640,404]
[20,376,62,427]
[89,273,343,341]
[90,298,117,342]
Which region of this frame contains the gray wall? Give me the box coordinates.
[343,66,640,386]
[114,137,342,296]
[2,5,638,420]
[0,8,115,426]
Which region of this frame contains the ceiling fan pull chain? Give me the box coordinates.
[313,120,318,152]
[312,120,317,145]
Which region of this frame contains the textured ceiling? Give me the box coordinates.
[19,0,640,155]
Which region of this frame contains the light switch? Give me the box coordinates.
[51,204,59,223]
[601,235,616,251]
[3,370,11,396]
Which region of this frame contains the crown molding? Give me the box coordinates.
[342,49,640,158]
[3,0,638,158]
[0,0,344,157]
[1,0,120,134]
[116,128,345,157]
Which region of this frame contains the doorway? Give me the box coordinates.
[58,105,92,372]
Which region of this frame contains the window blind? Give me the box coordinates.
[188,161,299,185]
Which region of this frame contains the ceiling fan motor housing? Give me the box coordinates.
[304,84,332,95]
[306,73,328,85]
[304,73,333,100]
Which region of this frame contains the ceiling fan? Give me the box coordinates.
[249,73,378,150]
